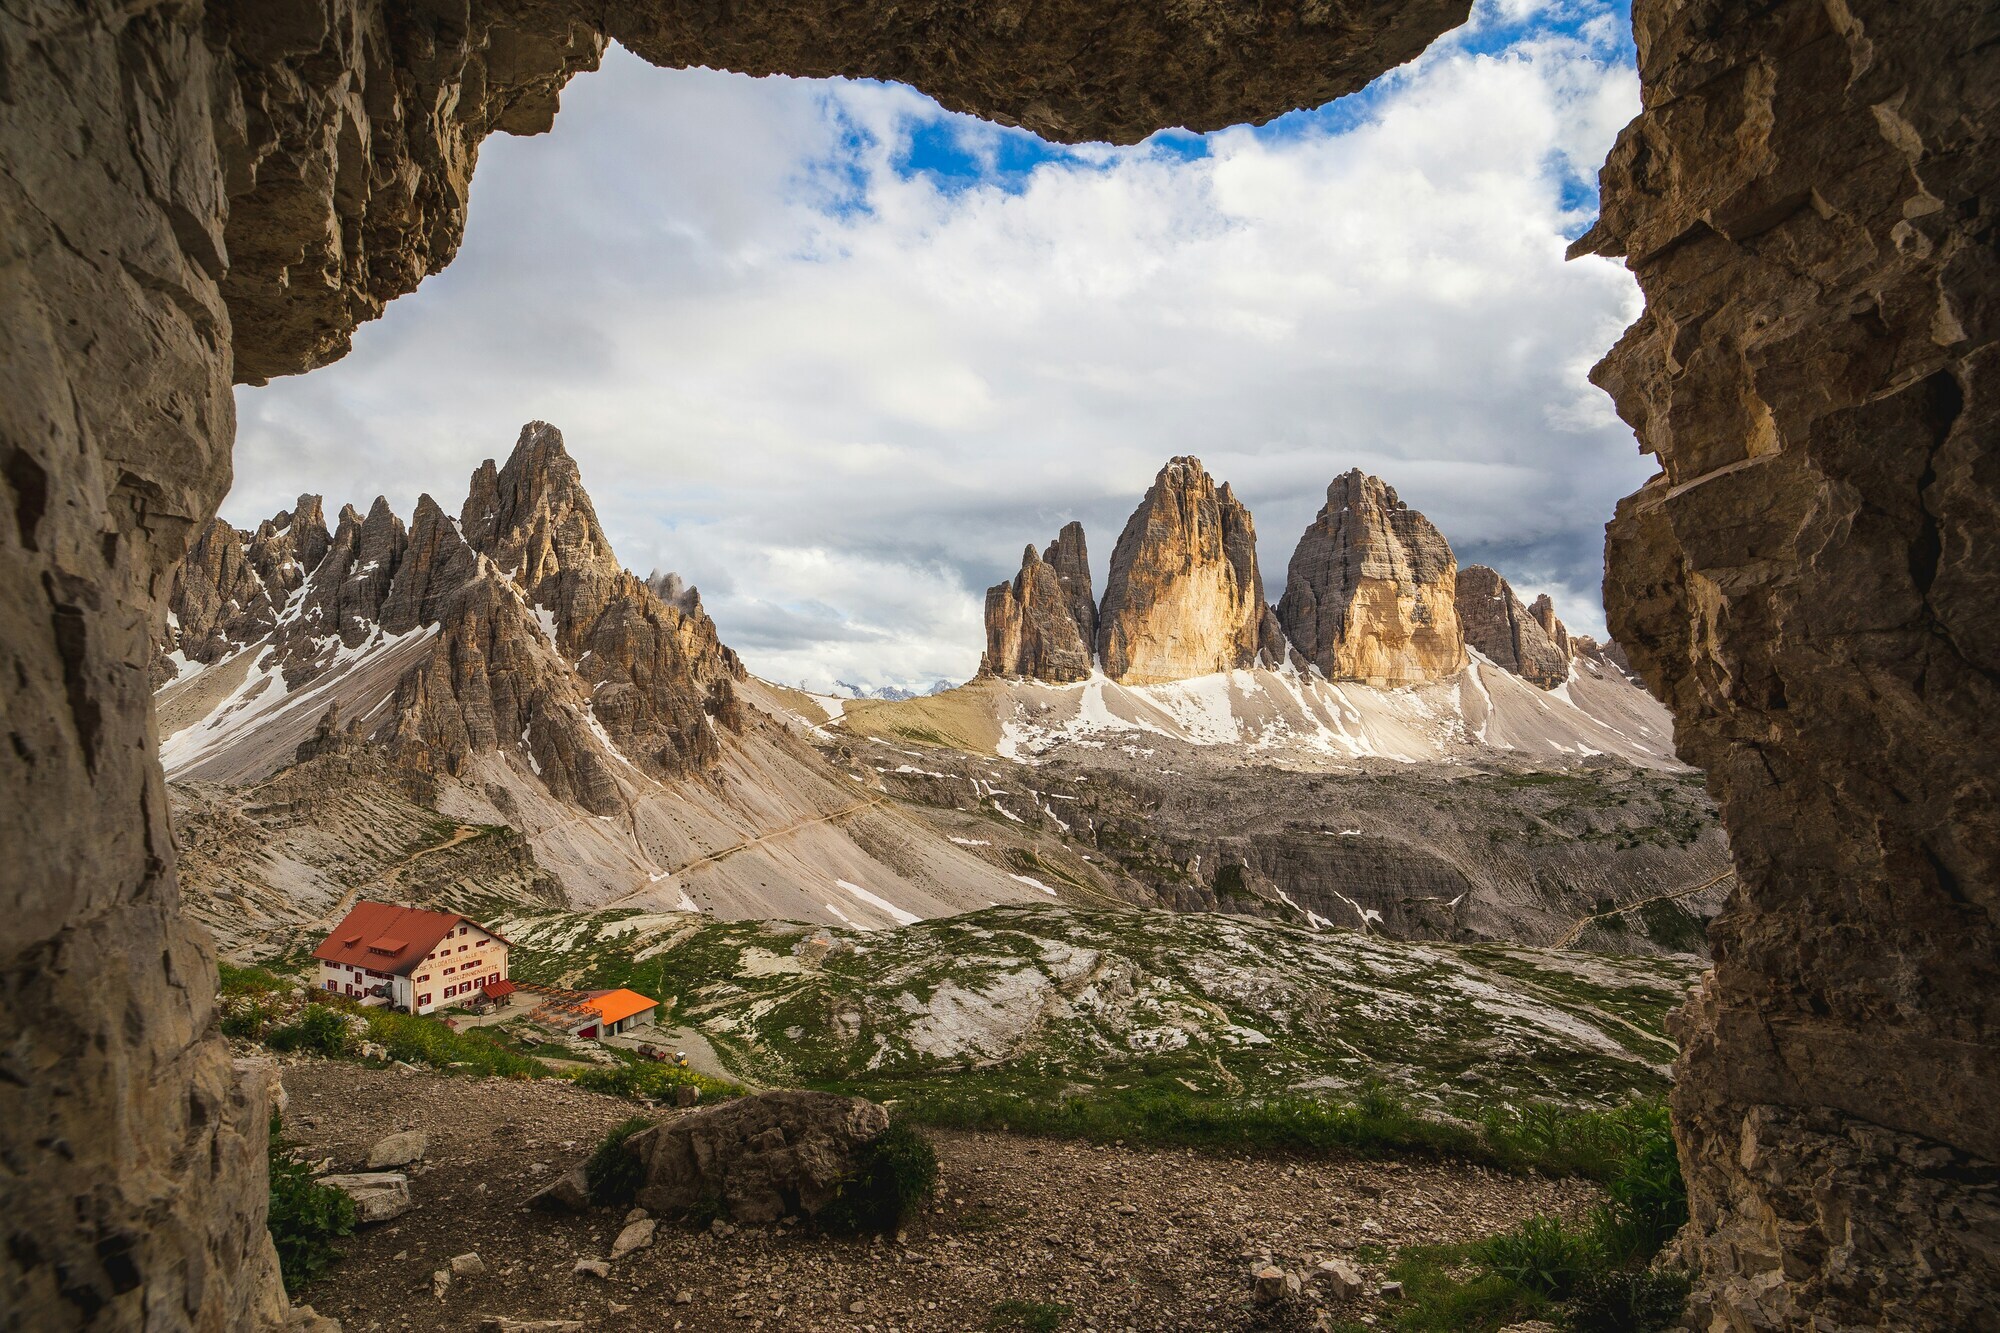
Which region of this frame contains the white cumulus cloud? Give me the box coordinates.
[229,7,1647,693]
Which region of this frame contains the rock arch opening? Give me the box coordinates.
[1,1,1990,1328]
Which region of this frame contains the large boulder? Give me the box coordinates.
[319,1172,412,1225]
[626,1090,891,1224]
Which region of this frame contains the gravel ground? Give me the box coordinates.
[282,1060,1597,1332]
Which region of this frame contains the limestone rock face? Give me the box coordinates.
[1044,522,1099,654]
[982,538,1093,683]
[627,1091,892,1225]
[1455,566,1571,690]
[3,0,1474,1327]
[1580,0,2000,1324]
[1097,459,1271,684]
[1527,595,1571,660]
[160,496,333,680]
[1277,471,1465,685]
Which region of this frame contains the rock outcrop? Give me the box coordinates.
[158,423,745,808]
[1578,0,1999,1325]
[1527,595,1571,660]
[1044,522,1099,653]
[1456,566,1571,689]
[1096,459,1274,684]
[981,533,1094,683]
[1277,471,1466,685]
[626,1091,893,1225]
[159,496,333,681]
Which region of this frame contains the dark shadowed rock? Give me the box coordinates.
[1045,522,1098,654]
[1455,566,1571,689]
[627,1091,891,1225]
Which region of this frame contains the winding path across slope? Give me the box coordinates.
[1553,867,1736,950]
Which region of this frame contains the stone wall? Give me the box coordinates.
[1579,0,1998,1324]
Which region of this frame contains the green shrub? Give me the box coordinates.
[1562,1267,1691,1333]
[1474,1215,1595,1300]
[565,1059,737,1104]
[1384,1249,1550,1333]
[358,1007,542,1078]
[218,961,289,996]
[266,1004,354,1057]
[1597,1101,1687,1260]
[266,1114,356,1295]
[818,1120,939,1235]
[221,998,280,1040]
[1384,1098,1690,1333]
[584,1116,654,1207]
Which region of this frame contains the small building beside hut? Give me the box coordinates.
[525,986,660,1040]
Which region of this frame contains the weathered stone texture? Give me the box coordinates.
[1456,565,1571,689]
[982,537,1094,683]
[0,0,1475,1326]
[1097,459,1272,684]
[0,3,292,1326]
[1581,0,1999,1324]
[627,1090,892,1225]
[1526,594,1572,660]
[1044,521,1099,656]
[1277,470,1466,685]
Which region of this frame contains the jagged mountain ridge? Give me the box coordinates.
[983,457,1612,697]
[154,422,1047,937]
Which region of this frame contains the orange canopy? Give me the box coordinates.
[583,988,658,1026]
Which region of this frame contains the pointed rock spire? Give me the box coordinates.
[1456,566,1570,690]
[1528,594,1573,660]
[983,540,1093,682]
[1043,521,1098,656]
[1096,458,1269,684]
[1276,470,1464,685]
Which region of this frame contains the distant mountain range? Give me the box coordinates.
[980,455,1630,694]
[896,455,1678,770]
[153,422,1711,957]
[154,422,1049,936]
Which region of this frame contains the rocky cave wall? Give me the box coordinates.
[1580,0,1997,1325]
[3,0,1990,1327]
[0,1,1468,1327]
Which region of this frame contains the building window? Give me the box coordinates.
[488,973,499,985]
[458,926,467,936]
[418,993,431,1007]
[325,981,337,991]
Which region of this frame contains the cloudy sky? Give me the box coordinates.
[230,0,1649,694]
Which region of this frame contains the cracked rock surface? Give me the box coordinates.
[1581,0,1999,1324]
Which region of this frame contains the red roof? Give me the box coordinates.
[485,979,518,999]
[312,901,481,975]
